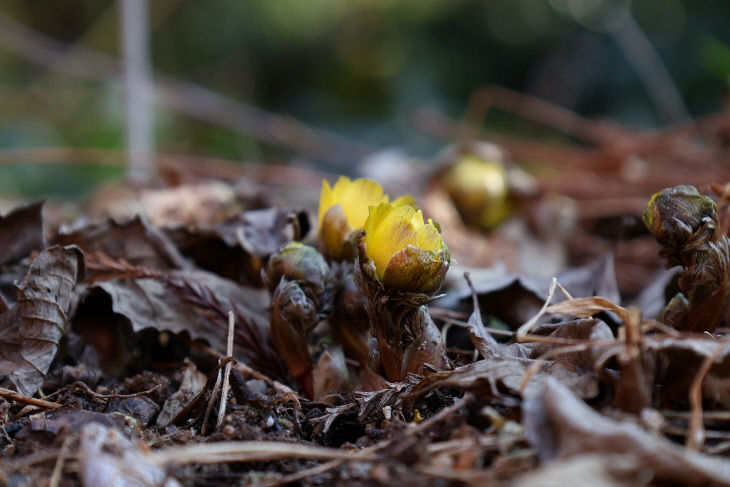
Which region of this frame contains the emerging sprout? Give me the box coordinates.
[644,185,730,333]
[263,242,334,398]
[318,176,413,260]
[642,185,719,268]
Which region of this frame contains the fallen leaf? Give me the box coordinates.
[0,200,45,266]
[56,216,191,270]
[523,378,730,486]
[0,245,84,396]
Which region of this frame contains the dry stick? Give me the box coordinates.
[146,441,380,466]
[190,341,295,397]
[201,370,222,436]
[49,435,73,487]
[0,387,60,410]
[687,343,730,451]
[266,394,475,486]
[216,311,235,428]
[515,278,558,342]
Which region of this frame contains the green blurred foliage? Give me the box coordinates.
[0,0,729,197]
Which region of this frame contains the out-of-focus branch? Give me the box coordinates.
[610,14,692,124]
[0,12,371,167]
[120,0,155,183]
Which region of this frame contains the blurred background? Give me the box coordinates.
[1,0,729,199]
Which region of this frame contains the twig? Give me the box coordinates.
[216,310,235,428]
[188,340,296,398]
[0,387,60,410]
[49,435,73,487]
[516,278,558,342]
[687,343,730,450]
[201,368,222,436]
[63,381,162,400]
[146,441,379,466]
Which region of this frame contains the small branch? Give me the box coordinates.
[0,387,60,410]
[687,344,730,450]
[216,310,235,428]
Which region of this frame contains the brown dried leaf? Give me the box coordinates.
[56,216,191,270]
[0,200,45,266]
[407,354,598,408]
[0,245,84,395]
[75,268,279,376]
[524,378,730,486]
[164,206,309,284]
[440,255,619,329]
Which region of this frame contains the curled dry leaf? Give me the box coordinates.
[523,378,730,486]
[0,245,84,396]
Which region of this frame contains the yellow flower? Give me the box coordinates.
[318,176,413,260]
[363,202,450,295]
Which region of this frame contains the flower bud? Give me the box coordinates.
[263,242,331,303]
[441,153,510,230]
[643,185,719,266]
[318,176,413,260]
[362,202,450,296]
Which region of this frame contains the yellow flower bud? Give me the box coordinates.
[318,176,413,260]
[442,154,510,230]
[362,202,450,295]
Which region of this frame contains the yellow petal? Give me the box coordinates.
[391,194,415,208]
[365,204,420,278]
[416,220,442,252]
[318,179,335,230]
[337,178,386,230]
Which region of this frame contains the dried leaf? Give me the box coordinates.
[56,216,191,270]
[439,255,619,328]
[75,267,280,377]
[0,245,84,395]
[407,353,598,408]
[510,454,648,487]
[165,206,309,284]
[524,378,730,486]
[0,200,45,266]
[157,362,207,428]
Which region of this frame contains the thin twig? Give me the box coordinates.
[216,311,235,428]
[0,387,60,410]
[687,343,730,450]
[146,441,379,466]
[201,369,222,436]
[49,435,73,487]
[516,278,558,341]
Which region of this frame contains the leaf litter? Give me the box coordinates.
[1,155,730,486]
